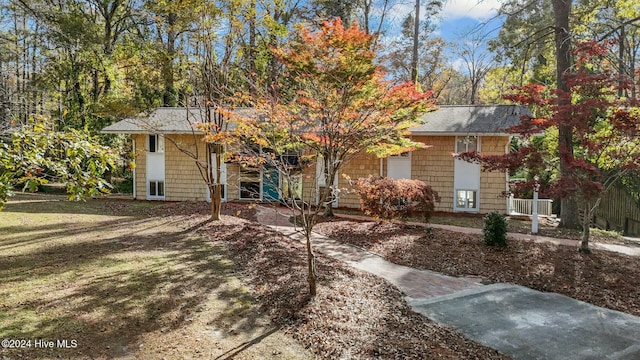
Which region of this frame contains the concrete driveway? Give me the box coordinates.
[409,284,640,360]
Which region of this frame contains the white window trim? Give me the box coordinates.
[148,134,165,153]
[454,136,480,156]
[454,189,478,212]
[239,167,262,200]
[148,180,165,200]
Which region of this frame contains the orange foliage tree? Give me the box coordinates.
[229,19,436,296]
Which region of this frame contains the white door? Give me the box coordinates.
[387,152,411,179]
[146,134,165,200]
[454,136,480,212]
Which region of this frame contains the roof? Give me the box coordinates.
[410,105,531,136]
[101,107,254,134]
[102,105,530,136]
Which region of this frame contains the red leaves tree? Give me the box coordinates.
[230,19,435,296]
[465,41,640,253]
[352,176,440,222]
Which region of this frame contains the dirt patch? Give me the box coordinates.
[315,219,640,317]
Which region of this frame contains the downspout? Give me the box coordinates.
[380,158,383,177]
[505,136,512,214]
[132,138,136,200]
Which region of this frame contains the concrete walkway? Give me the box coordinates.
[255,205,640,359]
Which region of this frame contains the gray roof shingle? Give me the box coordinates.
[102,105,530,136]
[101,107,255,134]
[410,105,531,135]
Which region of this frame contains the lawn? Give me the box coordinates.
[0,194,310,359]
[1,194,506,359]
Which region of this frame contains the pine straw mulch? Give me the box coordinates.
[200,208,508,359]
[314,219,640,317]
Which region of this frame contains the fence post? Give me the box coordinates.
[532,176,540,234]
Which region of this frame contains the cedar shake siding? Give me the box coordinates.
[333,136,509,213]
[103,105,526,213]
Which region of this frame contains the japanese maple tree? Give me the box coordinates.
[229,19,435,296]
[465,41,640,253]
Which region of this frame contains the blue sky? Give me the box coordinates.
[438,0,504,42]
[379,0,504,71]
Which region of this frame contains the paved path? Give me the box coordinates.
[256,206,482,300]
[255,206,640,359]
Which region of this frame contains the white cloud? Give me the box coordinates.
[442,0,501,21]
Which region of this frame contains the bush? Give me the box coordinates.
[483,211,508,247]
[352,176,440,221]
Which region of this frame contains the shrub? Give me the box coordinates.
[352,176,440,221]
[483,211,508,247]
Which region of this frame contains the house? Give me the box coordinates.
[102,105,530,213]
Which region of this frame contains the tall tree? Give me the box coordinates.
[457,34,494,104]
[552,0,581,228]
[229,19,435,296]
[466,41,640,252]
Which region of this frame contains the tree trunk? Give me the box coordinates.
[322,185,334,217]
[305,233,317,296]
[211,184,222,221]
[163,13,177,107]
[552,0,581,229]
[579,205,591,253]
[410,0,420,84]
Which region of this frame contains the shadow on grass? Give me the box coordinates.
[0,210,248,359]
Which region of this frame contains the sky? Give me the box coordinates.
[439,0,504,42]
[379,0,505,72]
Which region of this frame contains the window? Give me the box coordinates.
[148,134,164,153]
[456,190,477,210]
[149,181,165,197]
[282,174,302,200]
[239,167,260,199]
[456,136,478,153]
[390,151,411,158]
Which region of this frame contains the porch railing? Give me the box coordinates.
[509,196,554,216]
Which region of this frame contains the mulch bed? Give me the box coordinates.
[314,219,640,317]
[202,212,507,359]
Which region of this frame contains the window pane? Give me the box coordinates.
[240,181,260,199]
[149,135,156,153]
[468,190,476,208]
[158,181,164,196]
[150,181,157,196]
[456,190,466,208]
[467,137,478,152]
[456,138,466,153]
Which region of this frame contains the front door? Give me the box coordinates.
[262,168,280,202]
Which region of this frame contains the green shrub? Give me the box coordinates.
[352,176,440,221]
[483,211,508,247]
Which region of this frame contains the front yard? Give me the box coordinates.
[0,195,310,359]
[1,195,505,359]
[315,218,640,317]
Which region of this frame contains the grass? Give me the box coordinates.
[0,194,310,359]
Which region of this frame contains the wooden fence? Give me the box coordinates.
[594,185,640,236]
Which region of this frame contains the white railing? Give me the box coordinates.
[509,196,554,216]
